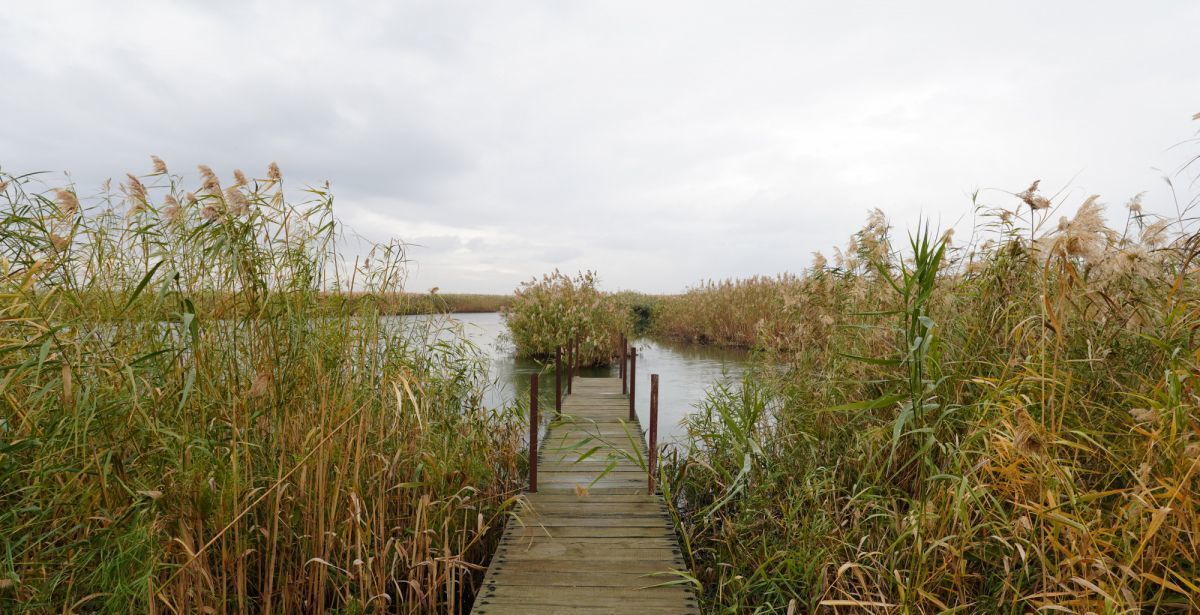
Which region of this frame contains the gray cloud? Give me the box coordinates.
[2,0,1198,293]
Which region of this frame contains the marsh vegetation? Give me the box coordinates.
[4,120,1198,614]
[501,270,629,366]
[655,184,1200,611]
[0,163,524,613]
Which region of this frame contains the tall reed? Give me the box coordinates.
[501,270,629,365]
[0,162,524,613]
[662,181,1200,611]
[651,275,797,348]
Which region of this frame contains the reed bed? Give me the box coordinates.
[501,270,629,365]
[393,293,511,315]
[320,292,512,316]
[652,275,802,348]
[0,162,524,613]
[660,184,1200,612]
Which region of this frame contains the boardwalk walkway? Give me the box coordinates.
[471,376,699,615]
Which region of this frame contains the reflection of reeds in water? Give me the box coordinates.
[660,173,1200,611]
[0,160,524,613]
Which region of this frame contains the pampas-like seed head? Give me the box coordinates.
[811,251,827,270]
[162,195,182,223]
[55,189,80,216]
[1050,195,1114,262]
[198,165,220,193]
[1141,219,1170,248]
[267,162,282,180]
[1126,193,1144,215]
[151,155,168,174]
[233,169,248,187]
[49,233,71,252]
[124,173,147,202]
[1017,180,1051,210]
[225,187,250,215]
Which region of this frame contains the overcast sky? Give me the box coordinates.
[2,1,1197,293]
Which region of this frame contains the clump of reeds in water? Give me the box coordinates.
[0,160,524,613]
[501,269,629,365]
[659,177,1200,611]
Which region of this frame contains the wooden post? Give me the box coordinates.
[648,374,658,494]
[555,346,562,414]
[573,336,580,378]
[628,347,637,421]
[620,336,627,394]
[566,339,573,395]
[529,373,538,493]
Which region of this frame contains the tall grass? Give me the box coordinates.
[501,270,629,365]
[652,275,801,348]
[322,292,512,316]
[395,292,512,314]
[661,183,1200,611]
[0,162,524,613]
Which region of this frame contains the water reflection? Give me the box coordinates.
[430,312,749,445]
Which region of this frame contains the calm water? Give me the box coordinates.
[429,312,749,445]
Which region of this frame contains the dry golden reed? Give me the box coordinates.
[660,176,1200,612]
[0,164,525,614]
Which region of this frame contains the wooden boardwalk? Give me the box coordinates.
[471,376,699,615]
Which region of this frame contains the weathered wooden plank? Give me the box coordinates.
[472,377,693,614]
[520,493,659,503]
[504,528,676,541]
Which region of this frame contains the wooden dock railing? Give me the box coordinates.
[471,342,697,614]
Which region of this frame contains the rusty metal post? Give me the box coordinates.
[555,346,562,414]
[628,347,637,421]
[566,338,573,395]
[648,374,658,494]
[620,335,627,393]
[529,373,538,492]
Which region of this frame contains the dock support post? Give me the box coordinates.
[648,374,658,494]
[567,339,573,394]
[628,347,637,421]
[529,373,538,493]
[555,346,562,414]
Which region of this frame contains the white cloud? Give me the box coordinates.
[2,0,1197,293]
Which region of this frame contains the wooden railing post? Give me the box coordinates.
[529,373,538,493]
[648,374,658,494]
[573,336,580,378]
[628,347,637,421]
[620,336,627,394]
[566,338,573,395]
[555,346,562,414]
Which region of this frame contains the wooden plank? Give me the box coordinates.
[472,377,693,614]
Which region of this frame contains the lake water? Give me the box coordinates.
[434,312,749,446]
